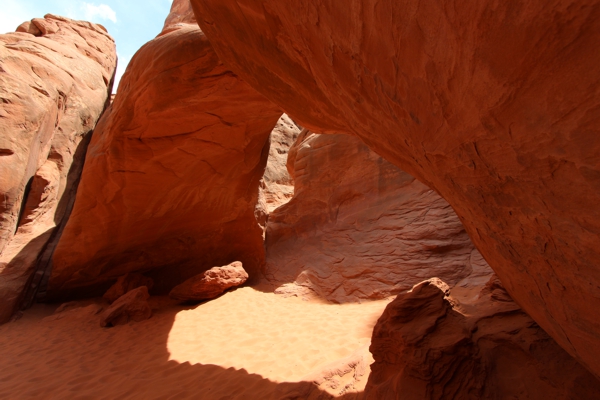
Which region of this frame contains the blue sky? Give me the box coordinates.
[0,0,174,93]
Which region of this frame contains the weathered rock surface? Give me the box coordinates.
[99,286,152,327]
[0,15,116,323]
[162,0,197,34]
[169,261,248,302]
[103,273,154,304]
[259,114,302,213]
[190,0,600,376]
[0,14,115,253]
[365,277,600,399]
[48,5,281,297]
[266,132,483,303]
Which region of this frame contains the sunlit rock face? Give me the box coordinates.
[162,0,197,33]
[0,14,116,323]
[265,132,487,303]
[190,0,600,376]
[258,114,302,214]
[48,4,282,297]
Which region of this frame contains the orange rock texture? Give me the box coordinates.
[48,3,282,297]
[99,286,152,327]
[366,277,600,399]
[169,261,248,302]
[0,15,116,323]
[162,0,197,33]
[103,273,154,304]
[266,132,486,303]
[190,0,600,376]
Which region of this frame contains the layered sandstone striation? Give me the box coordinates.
[266,132,486,303]
[190,0,600,376]
[48,3,282,297]
[0,15,116,323]
[365,277,600,399]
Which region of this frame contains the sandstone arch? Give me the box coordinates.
[190,0,600,376]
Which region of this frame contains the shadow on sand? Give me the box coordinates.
[0,294,366,400]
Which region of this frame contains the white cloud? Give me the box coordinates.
[0,0,32,34]
[81,3,117,24]
[0,1,121,34]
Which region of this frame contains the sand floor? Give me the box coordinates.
[0,287,391,399]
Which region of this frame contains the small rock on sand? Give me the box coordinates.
[169,261,248,302]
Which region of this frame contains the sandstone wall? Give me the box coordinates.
[48,7,281,296]
[266,132,486,303]
[0,15,116,322]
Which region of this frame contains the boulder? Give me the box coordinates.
[266,132,483,303]
[103,273,154,304]
[0,14,116,323]
[48,3,281,296]
[169,261,248,302]
[190,0,600,376]
[365,277,600,399]
[99,286,152,327]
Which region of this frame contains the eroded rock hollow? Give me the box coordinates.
[266,132,489,303]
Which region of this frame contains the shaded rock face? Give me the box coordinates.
[48,8,281,297]
[99,286,152,327]
[169,261,248,302]
[365,277,600,399]
[103,273,154,304]
[266,132,483,303]
[0,15,116,323]
[190,0,600,376]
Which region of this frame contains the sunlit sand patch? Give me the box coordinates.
[0,287,391,399]
[167,287,390,384]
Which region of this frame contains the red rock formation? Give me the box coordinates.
[162,0,197,33]
[99,286,152,327]
[48,4,281,297]
[103,273,154,304]
[266,132,484,303]
[365,277,600,399]
[0,15,116,323]
[169,261,248,302]
[0,15,115,252]
[190,0,600,376]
